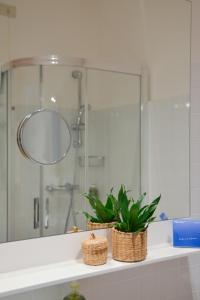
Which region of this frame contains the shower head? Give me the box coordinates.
[72,70,82,79]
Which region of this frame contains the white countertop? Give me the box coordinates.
[0,244,199,298]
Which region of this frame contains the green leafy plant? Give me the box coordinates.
[115,186,161,233]
[83,187,129,223]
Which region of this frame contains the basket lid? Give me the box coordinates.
[82,233,108,249]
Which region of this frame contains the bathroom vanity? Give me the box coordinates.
[0,221,199,298]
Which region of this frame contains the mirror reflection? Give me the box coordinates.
[0,0,191,243]
[17,109,71,165]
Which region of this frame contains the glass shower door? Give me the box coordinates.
[8,66,41,241]
[9,64,87,241]
[0,72,8,243]
[0,8,10,243]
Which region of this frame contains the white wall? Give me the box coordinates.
[1,0,99,62]
[0,15,9,63]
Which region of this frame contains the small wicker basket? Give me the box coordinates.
[82,233,108,266]
[112,228,147,262]
[87,221,116,230]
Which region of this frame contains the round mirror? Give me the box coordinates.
[17,109,71,165]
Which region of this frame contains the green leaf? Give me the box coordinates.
[137,192,147,208]
[83,212,100,223]
[105,195,114,210]
[129,202,140,231]
[117,185,131,223]
[84,194,98,211]
[138,195,161,224]
[109,194,120,221]
[115,222,129,232]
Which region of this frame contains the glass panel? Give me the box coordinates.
[0,72,8,243]
[0,13,9,242]
[86,69,141,204]
[8,66,41,241]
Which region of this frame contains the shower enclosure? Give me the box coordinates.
[0,56,141,243]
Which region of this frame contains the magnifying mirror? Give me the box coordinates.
[17,109,71,165]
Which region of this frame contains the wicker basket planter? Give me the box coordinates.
[112,228,147,262]
[82,233,108,266]
[87,221,116,230]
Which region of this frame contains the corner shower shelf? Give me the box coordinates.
[0,244,200,298]
[79,155,105,167]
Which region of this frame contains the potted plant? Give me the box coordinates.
[83,188,123,230]
[112,186,161,262]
